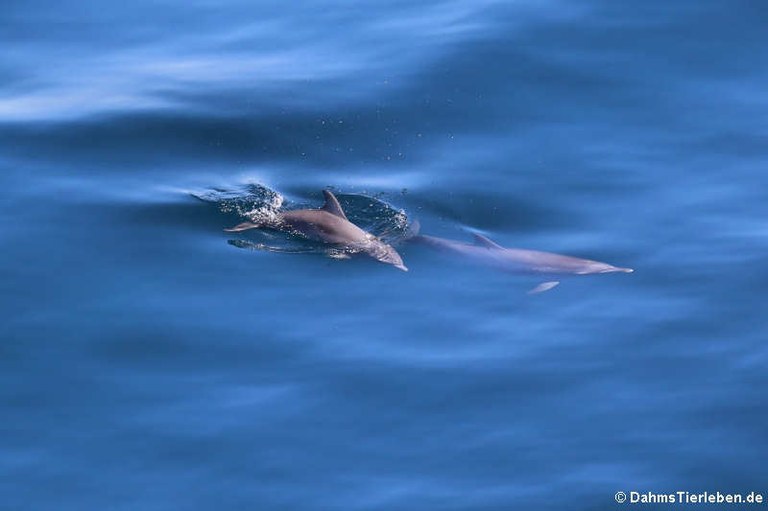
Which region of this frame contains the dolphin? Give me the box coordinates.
[411,228,632,293]
[225,190,407,271]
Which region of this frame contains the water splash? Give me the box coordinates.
[193,183,283,219]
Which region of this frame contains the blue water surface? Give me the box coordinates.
[2,1,767,509]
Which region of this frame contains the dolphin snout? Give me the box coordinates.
[600,266,634,274]
[367,241,407,272]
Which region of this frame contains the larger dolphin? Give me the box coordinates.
[225,190,407,271]
[412,229,632,293]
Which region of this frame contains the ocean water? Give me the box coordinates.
[2,1,767,509]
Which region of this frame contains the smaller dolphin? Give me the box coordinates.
[225,190,407,271]
[412,228,632,293]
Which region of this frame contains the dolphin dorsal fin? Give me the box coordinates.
[472,233,503,249]
[321,190,348,220]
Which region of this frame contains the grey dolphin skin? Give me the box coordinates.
[225,190,407,271]
[412,230,632,293]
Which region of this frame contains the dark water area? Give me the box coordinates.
[2,1,767,509]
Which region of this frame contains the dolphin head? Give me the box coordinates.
[365,238,408,271]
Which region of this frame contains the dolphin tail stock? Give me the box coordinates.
[224,221,263,232]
